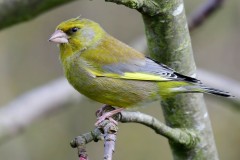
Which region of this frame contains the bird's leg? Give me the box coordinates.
[95,104,124,126]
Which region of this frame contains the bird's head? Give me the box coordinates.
[49,17,105,54]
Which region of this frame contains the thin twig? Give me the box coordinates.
[70,119,119,160]
[188,0,224,31]
[96,105,119,160]
[70,128,103,160]
[100,120,118,160]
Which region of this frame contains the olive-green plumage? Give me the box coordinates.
[49,17,232,108]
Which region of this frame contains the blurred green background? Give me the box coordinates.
[0,0,240,159]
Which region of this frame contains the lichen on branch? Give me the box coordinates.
[105,0,160,16]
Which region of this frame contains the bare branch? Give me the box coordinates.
[92,105,120,160]
[0,78,81,144]
[188,0,224,31]
[70,110,198,159]
[70,118,119,160]
[0,0,77,30]
[100,120,118,160]
[70,128,103,160]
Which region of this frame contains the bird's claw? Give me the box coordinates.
[95,106,124,126]
[95,117,118,126]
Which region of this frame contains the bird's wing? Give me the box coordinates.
[85,57,201,83]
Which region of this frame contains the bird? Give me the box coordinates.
[49,17,233,124]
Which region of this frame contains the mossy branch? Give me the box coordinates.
[0,0,77,30]
[105,0,160,16]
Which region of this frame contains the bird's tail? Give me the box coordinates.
[171,85,234,98]
[202,86,234,97]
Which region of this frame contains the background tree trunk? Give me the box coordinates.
[143,0,218,159]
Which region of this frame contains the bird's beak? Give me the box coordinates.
[49,30,68,44]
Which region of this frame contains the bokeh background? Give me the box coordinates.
[0,0,240,159]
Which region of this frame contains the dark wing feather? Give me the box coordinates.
[146,57,201,83]
[102,57,201,83]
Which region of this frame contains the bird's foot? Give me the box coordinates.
[95,105,124,126]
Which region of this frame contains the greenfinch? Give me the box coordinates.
[49,17,232,120]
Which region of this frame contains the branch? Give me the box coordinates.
[0,0,77,30]
[188,0,224,31]
[70,110,199,159]
[70,128,103,160]
[105,0,160,16]
[101,120,118,160]
[140,0,219,159]
[0,78,81,144]
[70,116,119,160]
[120,111,198,147]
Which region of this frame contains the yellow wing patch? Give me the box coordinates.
[120,72,169,81]
[85,68,170,81]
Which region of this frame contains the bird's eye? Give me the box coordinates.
[71,27,79,33]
